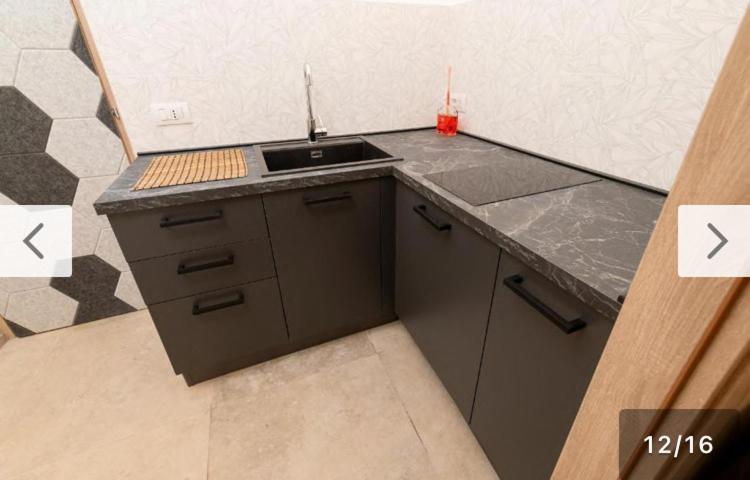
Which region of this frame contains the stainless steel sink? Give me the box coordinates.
[255,137,401,177]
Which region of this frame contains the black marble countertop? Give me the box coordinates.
[95,129,665,320]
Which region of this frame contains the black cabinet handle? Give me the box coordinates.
[413,204,451,231]
[503,275,586,334]
[160,210,223,228]
[303,192,352,205]
[177,254,234,275]
[192,292,245,315]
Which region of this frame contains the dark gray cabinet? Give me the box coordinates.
[149,278,288,384]
[109,196,291,385]
[109,196,267,262]
[264,179,391,343]
[470,254,614,480]
[395,183,500,421]
[130,238,275,305]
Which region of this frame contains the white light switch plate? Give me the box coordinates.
[151,102,193,126]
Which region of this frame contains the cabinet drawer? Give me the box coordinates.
[395,182,500,421]
[149,279,288,382]
[109,196,267,261]
[471,254,613,480]
[130,238,275,305]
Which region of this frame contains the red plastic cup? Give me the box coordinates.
[437,108,458,136]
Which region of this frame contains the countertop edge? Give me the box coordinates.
[96,162,623,321]
[391,169,621,321]
[93,165,394,215]
[94,131,658,322]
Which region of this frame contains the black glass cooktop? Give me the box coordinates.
[424,158,601,206]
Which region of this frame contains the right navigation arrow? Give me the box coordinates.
[706,222,728,260]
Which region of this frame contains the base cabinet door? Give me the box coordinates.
[264,179,386,343]
[395,183,500,421]
[470,254,614,480]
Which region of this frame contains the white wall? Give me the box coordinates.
[80,0,451,153]
[449,0,747,190]
[82,0,747,190]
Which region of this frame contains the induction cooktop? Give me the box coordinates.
[424,158,601,206]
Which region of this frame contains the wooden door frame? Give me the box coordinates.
[69,0,136,162]
[0,314,14,339]
[553,7,750,479]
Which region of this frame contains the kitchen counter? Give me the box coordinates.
[95,129,665,320]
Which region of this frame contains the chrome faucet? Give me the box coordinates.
[304,63,327,143]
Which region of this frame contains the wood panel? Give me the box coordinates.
[69,0,136,162]
[552,8,750,479]
[0,314,14,340]
[655,289,750,479]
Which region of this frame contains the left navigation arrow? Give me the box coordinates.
[23,222,45,259]
[0,206,71,277]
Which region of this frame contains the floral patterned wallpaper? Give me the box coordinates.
[449,0,747,190]
[80,0,747,190]
[79,0,452,153]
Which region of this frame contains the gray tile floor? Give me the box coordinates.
[0,311,498,479]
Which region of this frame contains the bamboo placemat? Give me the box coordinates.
[132,148,248,190]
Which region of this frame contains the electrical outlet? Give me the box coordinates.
[451,93,467,113]
[151,102,193,126]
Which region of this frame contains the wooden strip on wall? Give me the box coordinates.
[623,278,748,479]
[0,314,15,340]
[552,8,750,480]
[69,0,137,162]
[654,290,750,479]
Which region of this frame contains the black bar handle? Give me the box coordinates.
[503,275,586,334]
[160,210,223,228]
[192,292,245,315]
[178,254,234,275]
[303,192,353,205]
[413,205,451,231]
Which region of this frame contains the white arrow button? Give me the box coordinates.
[0,206,71,277]
[678,205,750,277]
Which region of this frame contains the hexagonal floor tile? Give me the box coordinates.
[114,271,146,310]
[119,153,131,174]
[70,23,94,73]
[15,50,101,118]
[0,290,8,317]
[5,319,34,337]
[73,209,102,257]
[0,0,76,49]
[73,175,118,226]
[0,277,51,295]
[5,287,79,333]
[0,152,79,205]
[0,277,52,316]
[95,228,128,272]
[96,95,119,137]
[0,191,16,205]
[0,277,52,317]
[50,255,135,325]
[46,118,123,178]
[0,31,19,87]
[0,86,53,155]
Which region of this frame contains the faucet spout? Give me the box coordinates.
[303,63,327,143]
